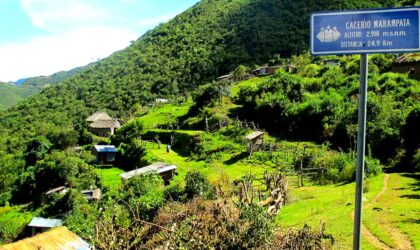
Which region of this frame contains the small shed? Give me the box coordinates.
[89,119,121,136]
[120,162,177,185]
[92,145,117,165]
[0,227,90,250]
[246,131,265,155]
[81,188,102,201]
[27,217,63,236]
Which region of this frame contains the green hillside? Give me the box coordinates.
[0,83,38,110]
[0,0,419,248]
[21,65,87,87]
[0,0,407,151]
[0,66,87,110]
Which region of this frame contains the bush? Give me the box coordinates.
[13,151,99,204]
[112,119,144,146]
[164,183,187,202]
[65,203,99,241]
[184,171,214,199]
[116,139,146,170]
[149,198,274,249]
[302,150,382,184]
[142,129,200,151]
[122,173,165,220]
[0,205,35,244]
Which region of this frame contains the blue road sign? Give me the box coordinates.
[310,7,420,55]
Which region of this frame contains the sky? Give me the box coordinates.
[0,0,199,82]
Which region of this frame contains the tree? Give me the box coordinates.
[24,136,52,167]
[13,151,99,204]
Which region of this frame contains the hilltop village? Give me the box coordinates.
[1,52,418,249]
[0,0,419,249]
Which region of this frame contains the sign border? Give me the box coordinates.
[310,7,420,55]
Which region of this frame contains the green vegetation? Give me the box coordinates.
[20,65,87,88]
[0,65,84,110]
[278,173,420,249]
[95,167,124,191]
[0,83,39,110]
[0,0,419,248]
[137,101,192,129]
[0,205,35,244]
[235,55,419,170]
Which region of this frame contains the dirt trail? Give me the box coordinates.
[350,212,391,250]
[351,174,413,250]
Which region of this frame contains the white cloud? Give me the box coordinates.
[0,27,138,82]
[21,0,115,30]
[136,12,178,26]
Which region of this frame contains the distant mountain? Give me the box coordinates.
[14,78,27,85]
[19,65,88,87]
[0,82,38,110]
[0,64,89,110]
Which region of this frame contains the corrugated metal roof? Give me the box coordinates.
[120,162,177,180]
[0,227,90,250]
[28,217,63,228]
[93,145,117,153]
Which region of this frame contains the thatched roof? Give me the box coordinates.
[86,112,113,122]
[89,119,121,129]
[0,227,89,250]
[120,162,177,180]
[246,131,264,141]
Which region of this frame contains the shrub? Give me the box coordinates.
[365,157,382,177]
[184,171,214,199]
[112,119,144,146]
[65,203,99,241]
[149,198,274,249]
[122,173,165,220]
[116,139,146,170]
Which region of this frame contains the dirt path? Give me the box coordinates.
[368,174,389,206]
[350,212,391,250]
[351,174,414,250]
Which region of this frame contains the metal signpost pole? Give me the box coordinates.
[353,54,368,250]
[310,6,420,250]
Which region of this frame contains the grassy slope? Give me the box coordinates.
[0,83,39,110]
[144,146,267,184]
[92,98,420,249]
[278,173,420,249]
[137,101,192,129]
[96,73,420,249]
[95,167,125,191]
[363,173,420,249]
